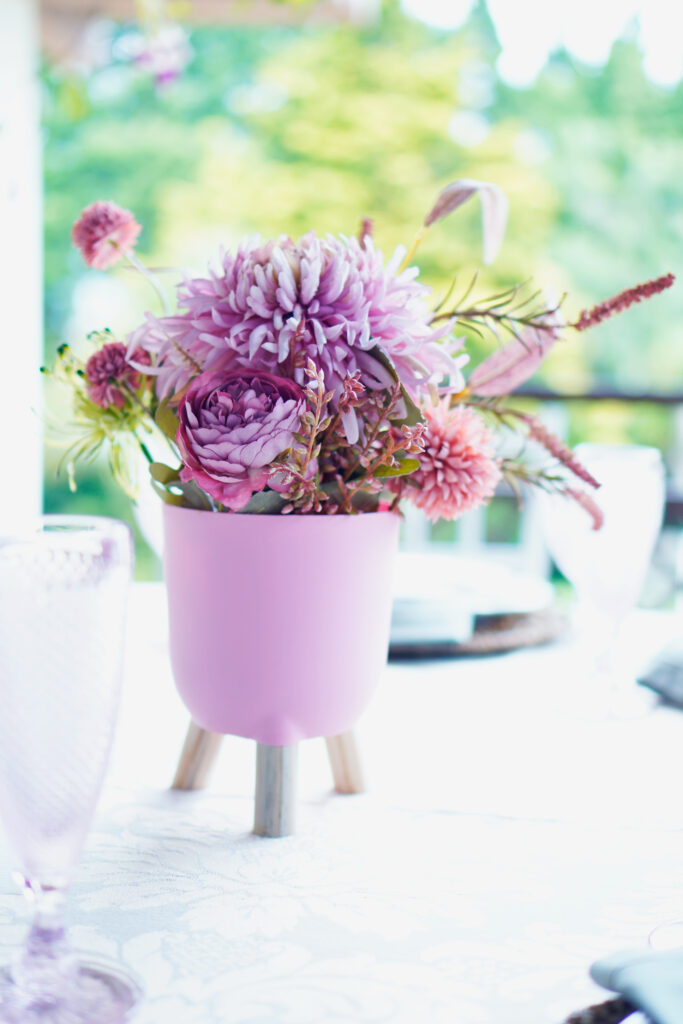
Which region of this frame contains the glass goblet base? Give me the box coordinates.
[648,921,683,951]
[0,960,141,1023]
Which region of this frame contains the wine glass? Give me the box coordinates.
[537,443,666,719]
[0,516,142,1023]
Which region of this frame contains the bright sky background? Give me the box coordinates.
[400,0,683,87]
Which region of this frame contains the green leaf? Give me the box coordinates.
[320,481,381,512]
[237,490,287,514]
[149,461,181,484]
[393,388,422,427]
[365,345,423,427]
[168,480,214,510]
[150,477,213,510]
[365,344,398,384]
[350,491,381,512]
[155,400,180,440]
[374,458,421,478]
[150,479,185,506]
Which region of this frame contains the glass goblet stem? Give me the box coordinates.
[11,881,77,1003]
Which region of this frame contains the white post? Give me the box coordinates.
[0,0,43,529]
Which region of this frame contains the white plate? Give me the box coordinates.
[393,551,553,615]
[390,551,554,647]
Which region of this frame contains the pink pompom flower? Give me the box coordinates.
[85,342,148,409]
[72,201,141,270]
[403,402,502,522]
[176,369,305,510]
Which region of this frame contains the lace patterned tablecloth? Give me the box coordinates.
[0,585,682,1024]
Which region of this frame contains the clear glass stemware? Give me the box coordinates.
[0,516,141,1023]
[537,443,666,719]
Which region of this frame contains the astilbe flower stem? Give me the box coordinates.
[520,414,600,489]
[572,273,674,331]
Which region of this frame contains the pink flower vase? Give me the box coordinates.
[162,506,399,745]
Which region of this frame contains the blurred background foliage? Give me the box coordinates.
[42,0,683,576]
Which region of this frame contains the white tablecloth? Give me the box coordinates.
[1,584,682,1024]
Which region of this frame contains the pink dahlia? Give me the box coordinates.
[72,201,141,270]
[177,369,304,510]
[85,342,148,409]
[128,233,467,420]
[405,402,501,522]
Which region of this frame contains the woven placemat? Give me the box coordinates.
[389,607,568,660]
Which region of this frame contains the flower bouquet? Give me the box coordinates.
[46,183,673,833]
[53,185,672,525]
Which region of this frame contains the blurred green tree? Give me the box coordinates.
[42,1,682,571]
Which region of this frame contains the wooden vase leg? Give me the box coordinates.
[325,730,365,794]
[172,720,223,791]
[253,743,298,837]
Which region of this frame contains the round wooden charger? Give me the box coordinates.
[388,608,569,660]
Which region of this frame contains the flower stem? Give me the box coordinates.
[123,249,170,315]
[397,226,426,274]
[138,439,153,463]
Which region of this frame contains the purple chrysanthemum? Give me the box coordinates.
[128,233,467,432]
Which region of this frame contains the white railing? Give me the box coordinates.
[0,0,42,529]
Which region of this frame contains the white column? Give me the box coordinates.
[0,0,43,529]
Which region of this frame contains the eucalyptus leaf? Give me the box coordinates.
[149,461,181,484]
[155,400,180,440]
[237,490,287,514]
[167,480,214,511]
[150,479,185,506]
[374,457,421,478]
[150,477,213,510]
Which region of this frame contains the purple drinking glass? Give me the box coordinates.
[0,516,141,1023]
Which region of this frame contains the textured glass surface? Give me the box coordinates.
[0,517,141,1022]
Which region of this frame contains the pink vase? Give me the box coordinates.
[163,506,399,746]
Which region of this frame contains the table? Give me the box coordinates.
[1,585,682,1023]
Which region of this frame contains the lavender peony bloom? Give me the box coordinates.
[176,369,305,510]
[129,233,467,411]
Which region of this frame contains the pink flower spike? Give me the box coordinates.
[522,415,600,489]
[72,201,141,270]
[423,179,508,265]
[572,273,675,331]
[563,487,604,531]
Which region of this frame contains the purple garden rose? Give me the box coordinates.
[177,370,305,510]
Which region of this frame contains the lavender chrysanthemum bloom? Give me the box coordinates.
[177,369,305,510]
[129,233,467,436]
[84,342,148,409]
